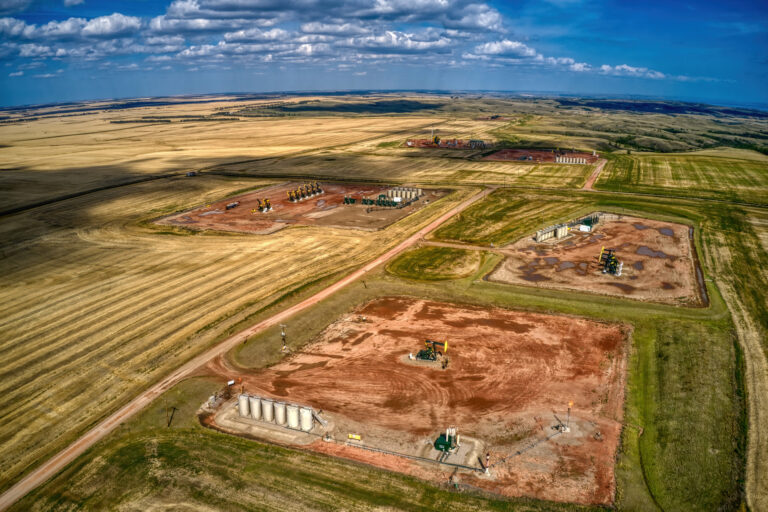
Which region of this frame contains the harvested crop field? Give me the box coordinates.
[484,149,599,164]
[159,182,447,234]
[208,297,628,505]
[489,215,703,306]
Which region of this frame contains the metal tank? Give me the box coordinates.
[261,398,274,422]
[274,401,287,425]
[237,394,250,417]
[300,407,314,432]
[249,396,261,420]
[286,404,300,430]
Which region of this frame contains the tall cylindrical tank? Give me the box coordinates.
[237,394,250,417]
[261,398,274,423]
[300,407,313,432]
[286,404,300,430]
[274,401,287,425]
[249,396,261,420]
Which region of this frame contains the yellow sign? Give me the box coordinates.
[348,434,361,441]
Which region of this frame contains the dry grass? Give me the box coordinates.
[0,170,472,492]
[0,102,441,211]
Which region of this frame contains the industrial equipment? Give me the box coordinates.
[226,201,240,210]
[287,190,296,202]
[598,246,623,276]
[434,426,460,454]
[416,339,448,361]
[263,198,271,212]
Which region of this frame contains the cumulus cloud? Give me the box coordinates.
[474,39,537,57]
[343,30,451,54]
[224,27,289,42]
[81,13,141,37]
[300,21,369,36]
[0,0,682,84]
[9,69,23,76]
[600,63,665,79]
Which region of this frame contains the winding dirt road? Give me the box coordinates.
[0,187,492,511]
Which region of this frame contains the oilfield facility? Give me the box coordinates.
[202,297,627,505]
[485,149,599,163]
[405,138,490,149]
[534,213,602,242]
[491,213,704,305]
[159,182,445,234]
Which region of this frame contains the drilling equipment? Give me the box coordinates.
[416,339,448,361]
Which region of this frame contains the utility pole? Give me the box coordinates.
[280,324,288,352]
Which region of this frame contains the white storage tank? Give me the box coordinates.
[261,398,274,422]
[300,407,314,432]
[274,401,287,425]
[249,396,261,420]
[286,404,300,430]
[237,394,250,417]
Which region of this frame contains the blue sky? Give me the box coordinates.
[1,0,766,107]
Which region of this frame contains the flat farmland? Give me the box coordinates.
[0,107,439,212]
[0,173,470,492]
[433,190,592,245]
[595,151,768,204]
[219,150,595,188]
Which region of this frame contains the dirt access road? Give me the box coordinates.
[583,159,606,190]
[0,187,492,512]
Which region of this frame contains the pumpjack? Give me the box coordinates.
[417,339,448,361]
[598,246,623,276]
[263,198,271,212]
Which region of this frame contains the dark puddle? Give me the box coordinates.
[633,223,650,230]
[544,257,559,265]
[521,272,550,282]
[661,282,675,290]
[606,282,636,293]
[558,261,576,270]
[576,262,588,275]
[658,227,674,237]
[633,261,644,271]
[637,246,668,258]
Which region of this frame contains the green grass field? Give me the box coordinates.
[595,152,768,205]
[432,191,591,246]
[386,246,483,280]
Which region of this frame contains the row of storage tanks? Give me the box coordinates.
[386,187,422,199]
[237,394,314,432]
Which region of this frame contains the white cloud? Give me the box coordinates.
[474,39,537,57]
[224,27,288,42]
[19,43,52,57]
[600,63,666,79]
[82,13,141,37]
[64,0,84,6]
[9,69,22,76]
[344,30,451,54]
[300,22,369,36]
